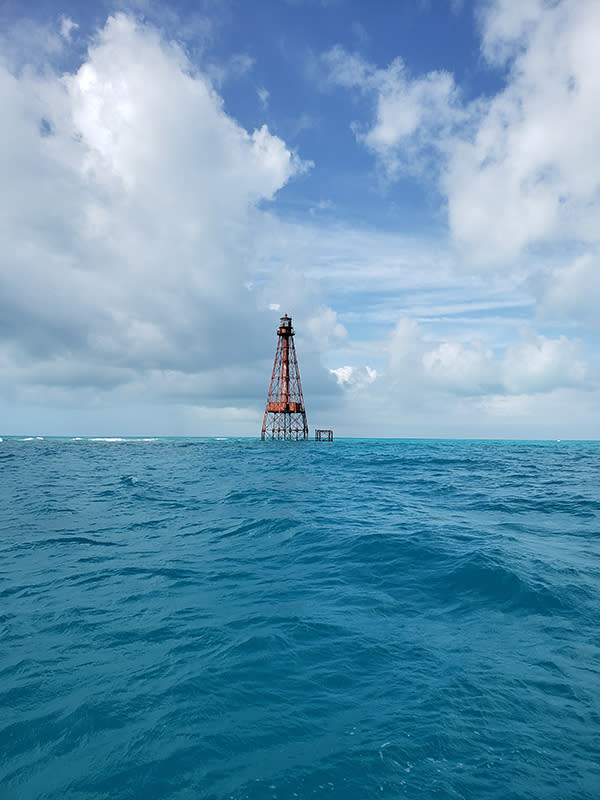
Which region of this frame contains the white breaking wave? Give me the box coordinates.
[88,437,158,443]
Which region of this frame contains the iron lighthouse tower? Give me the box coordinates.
[261,315,309,440]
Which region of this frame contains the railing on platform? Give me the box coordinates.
[315,429,334,441]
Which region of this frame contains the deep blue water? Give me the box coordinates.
[1,437,599,800]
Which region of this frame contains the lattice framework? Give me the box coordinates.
[261,315,308,440]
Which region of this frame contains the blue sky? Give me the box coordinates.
[0,0,599,437]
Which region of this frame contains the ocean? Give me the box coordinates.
[1,437,599,799]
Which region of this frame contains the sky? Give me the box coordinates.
[0,0,599,438]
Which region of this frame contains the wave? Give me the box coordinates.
[429,550,571,615]
[43,535,119,548]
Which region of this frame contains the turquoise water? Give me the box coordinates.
[1,437,599,799]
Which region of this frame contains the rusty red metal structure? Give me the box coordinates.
[261,314,309,440]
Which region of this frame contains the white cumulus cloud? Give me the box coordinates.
[325,0,600,267]
[502,331,587,394]
[446,0,600,264]
[323,45,461,178]
[330,365,377,388]
[534,251,600,327]
[383,317,587,398]
[0,13,310,421]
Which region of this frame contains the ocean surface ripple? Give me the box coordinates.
[1,437,599,799]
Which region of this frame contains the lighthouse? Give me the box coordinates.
[261,315,309,440]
